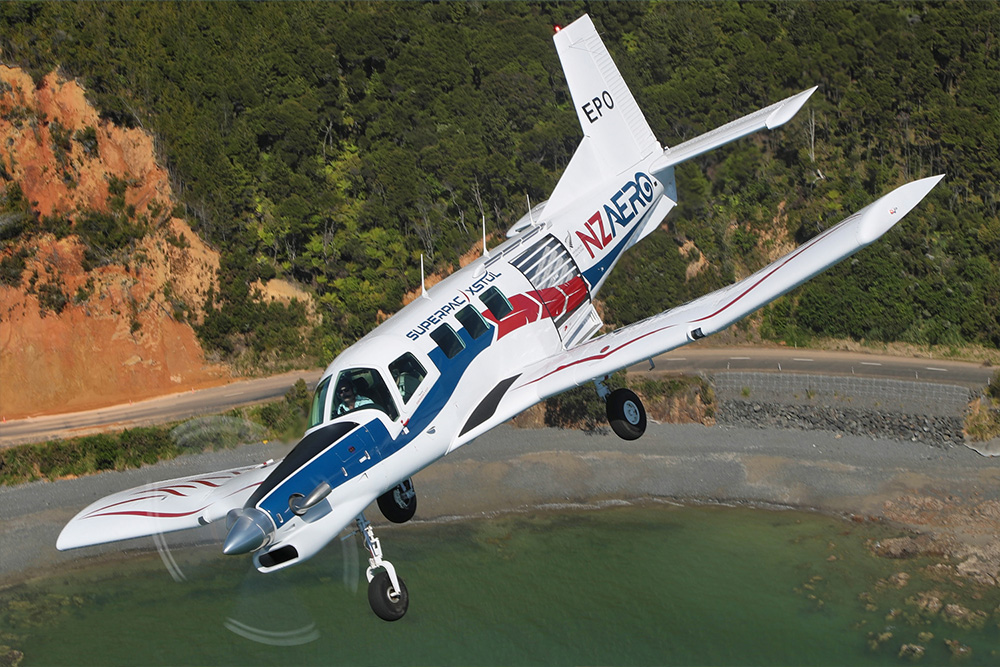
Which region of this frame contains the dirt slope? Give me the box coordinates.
[0,66,229,419]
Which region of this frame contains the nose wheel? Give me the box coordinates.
[355,512,408,621]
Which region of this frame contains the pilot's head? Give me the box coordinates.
[337,380,355,402]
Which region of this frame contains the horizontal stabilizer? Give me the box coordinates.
[56,461,276,550]
[649,87,817,176]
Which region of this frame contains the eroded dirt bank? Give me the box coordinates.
[0,66,228,418]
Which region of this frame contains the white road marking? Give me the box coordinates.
[860,362,882,366]
[925,367,947,372]
[792,358,813,362]
[224,391,245,397]
[729,356,751,360]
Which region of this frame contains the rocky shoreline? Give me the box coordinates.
[717,399,967,447]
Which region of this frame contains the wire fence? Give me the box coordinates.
[711,372,973,417]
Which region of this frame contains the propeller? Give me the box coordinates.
[140,416,360,646]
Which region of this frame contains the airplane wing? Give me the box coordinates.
[456,175,943,444]
[56,460,278,550]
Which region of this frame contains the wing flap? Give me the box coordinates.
[56,461,277,550]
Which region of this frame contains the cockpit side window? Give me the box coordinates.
[389,352,427,403]
[480,286,513,320]
[308,376,331,428]
[334,368,399,421]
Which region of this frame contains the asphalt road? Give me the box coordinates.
[1,346,994,447]
[630,344,995,388]
[0,369,321,447]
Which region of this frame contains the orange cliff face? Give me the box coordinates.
[0,66,230,419]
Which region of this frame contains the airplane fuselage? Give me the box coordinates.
[240,168,668,571]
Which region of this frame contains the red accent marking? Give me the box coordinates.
[522,325,676,387]
[188,480,222,488]
[145,483,198,497]
[84,494,166,517]
[86,507,209,520]
[576,212,606,259]
[223,481,264,499]
[482,276,590,341]
[691,223,839,324]
[537,285,567,318]
[490,293,542,339]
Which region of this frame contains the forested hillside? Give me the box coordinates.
[1,1,997,367]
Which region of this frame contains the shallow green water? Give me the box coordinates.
[4,503,1000,666]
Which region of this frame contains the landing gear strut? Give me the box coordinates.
[355,512,408,621]
[595,376,647,440]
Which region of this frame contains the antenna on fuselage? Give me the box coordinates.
[481,214,490,259]
[526,194,534,225]
[420,254,430,300]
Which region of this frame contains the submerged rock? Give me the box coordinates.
[945,639,973,659]
[0,647,24,667]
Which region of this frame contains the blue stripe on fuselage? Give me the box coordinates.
[257,324,494,524]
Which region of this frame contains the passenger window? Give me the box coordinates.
[309,376,331,428]
[480,286,513,320]
[333,368,399,421]
[389,353,427,403]
[430,324,465,359]
[455,305,490,339]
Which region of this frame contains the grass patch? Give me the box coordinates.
[965,371,1000,443]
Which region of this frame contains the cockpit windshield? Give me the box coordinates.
[332,368,399,421]
[308,376,331,428]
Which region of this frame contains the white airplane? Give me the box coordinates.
[57,15,943,621]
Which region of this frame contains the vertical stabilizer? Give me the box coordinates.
[543,15,661,218]
[554,15,660,177]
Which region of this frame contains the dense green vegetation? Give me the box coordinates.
[1,1,996,362]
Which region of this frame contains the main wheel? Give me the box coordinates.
[607,388,646,440]
[377,482,417,524]
[368,570,408,621]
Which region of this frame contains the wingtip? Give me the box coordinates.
[765,85,819,129]
[857,175,944,245]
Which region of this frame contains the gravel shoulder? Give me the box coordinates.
[3,423,999,587]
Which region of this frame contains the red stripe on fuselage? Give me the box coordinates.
[484,276,590,340]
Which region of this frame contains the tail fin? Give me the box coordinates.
[542,15,661,219]
[554,15,660,175]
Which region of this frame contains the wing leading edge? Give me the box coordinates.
[456,175,944,444]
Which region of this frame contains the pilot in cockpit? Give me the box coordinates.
[336,377,373,416]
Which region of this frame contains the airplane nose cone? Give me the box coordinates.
[223,508,274,555]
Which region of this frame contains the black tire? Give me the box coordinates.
[607,388,646,440]
[368,570,408,621]
[377,482,417,524]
